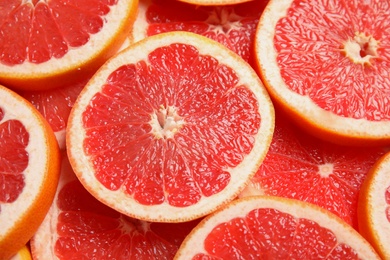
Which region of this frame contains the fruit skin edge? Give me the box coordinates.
[0,86,62,260]
[358,152,390,260]
[0,0,139,92]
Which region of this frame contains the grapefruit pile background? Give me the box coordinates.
[1,0,390,259]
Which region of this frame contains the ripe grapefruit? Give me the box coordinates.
[132,0,269,64]
[175,196,380,259]
[31,154,201,259]
[0,85,61,259]
[0,0,138,91]
[67,31,275,222]
[255,0,390,145]
[240,111,387,229]
[358,151,390,259]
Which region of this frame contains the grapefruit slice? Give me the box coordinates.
[31,154,201,259]
[0,85,61,259]
[358,151,390,259]
[67,31,275,222]
[255,0,390,145]
[175,196,381,259]
[240,111,387,229]
[132,0,268,64]
[177,0,253,5]
[19,79,86,150]
[0,0,138,91]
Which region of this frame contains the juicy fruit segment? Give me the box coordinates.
[133,0,269,63]
[67,32,274,222]
[256,0,390,144]
[274,0,389,121]
[83,56,260,205]
[0,114,28,208]
[0,85,60,260]
[31,155,201,259]
[0,0,117,65]
[240,112,386,229]
[358,151,390,259]
[175,196,381,259]
[19,79,86,150]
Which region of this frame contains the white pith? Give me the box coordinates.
[67,31,274,222]
[150,105,185,139]
[342,32,379,65]
[175,196,380,259]
[0,87,51,239]
[256,0,390,140]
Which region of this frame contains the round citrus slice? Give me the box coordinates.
[67,31,275,222]
[132,0,268,64]
[358,151,390,259]
[255,0,390,145]
[240,111,387,229]
[31,153,202,259]
[0,0,138,91]
[0,85,61,259]
[175,196,381,259]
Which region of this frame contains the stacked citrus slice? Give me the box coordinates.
[175,196,380,259]
[240,111,387,229]
[358,151,390,259]
[31,154,201,259]
[132,0,268,64]
[0,85,61,259]
[255,0,390,145]
[67,31,275,223]
[0,0,138,91]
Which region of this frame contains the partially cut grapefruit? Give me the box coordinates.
[255,0,390,145]
[0,0,138,91]
[67,31,275,222]
[175,196,381,259]
[0,85,61,259]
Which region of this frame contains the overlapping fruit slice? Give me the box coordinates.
[0,85,60,259]
[175,196,381,259]
[358,151,390,259]
[0,0,138,90]
[255,0,390,145]
[67,31,275,222]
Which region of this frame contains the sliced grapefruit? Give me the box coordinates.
[19,79,86,150]
[255,0,390,145]
[132,0,268,64]
[0,0,138,91]
[31,154,201,259]
[67,31,275,222]
[240,111,387,229]
[175,196,381,259]
[358,151,390,259]
[0,85,61,259]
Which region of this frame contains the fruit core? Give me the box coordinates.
[318,163,333,178]
[206,7,242,33]
[342,32,379,65]
[150,105,185,139]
